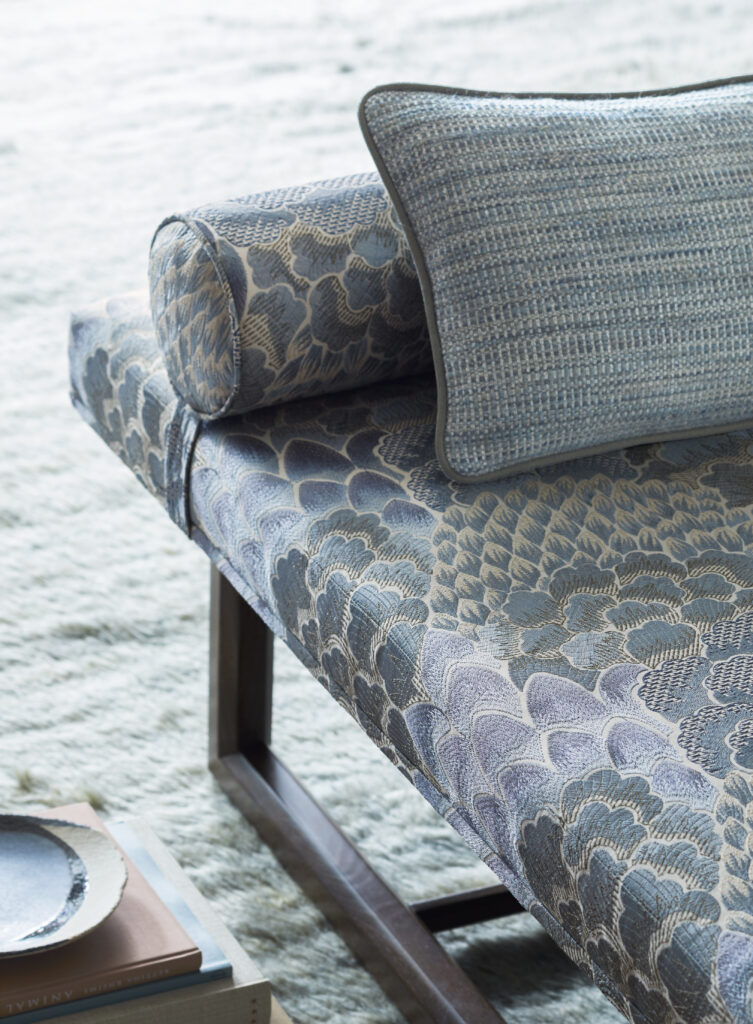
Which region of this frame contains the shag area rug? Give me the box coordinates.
[4,2,753,1020]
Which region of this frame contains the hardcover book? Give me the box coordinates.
[0,804,204,1019]
[2,816,271,1024]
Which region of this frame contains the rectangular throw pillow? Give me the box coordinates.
[359,78,753,483]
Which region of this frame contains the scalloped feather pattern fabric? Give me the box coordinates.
[149,173,431,419]
[68,294,200,532]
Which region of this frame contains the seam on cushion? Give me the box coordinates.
[165,399,202,534]
[150,215,242,420]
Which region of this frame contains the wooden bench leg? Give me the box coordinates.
[209,563,273,759]
[208,564,520,1024]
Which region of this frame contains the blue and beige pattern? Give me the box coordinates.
[360,79,753,484]
[149,173,431,419]
[190,395,753,1024]
[70,292,753,1022]
[68,294,199,532]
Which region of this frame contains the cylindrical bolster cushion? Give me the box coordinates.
[148,172,431,419]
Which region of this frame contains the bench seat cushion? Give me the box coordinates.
[71,294,753,1024]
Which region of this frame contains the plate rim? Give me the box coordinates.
[0,814,128,957]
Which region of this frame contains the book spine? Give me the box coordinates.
[1,953,202,1019]
[11,979,265,1024]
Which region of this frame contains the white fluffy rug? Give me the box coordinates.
[4,2,753,1020]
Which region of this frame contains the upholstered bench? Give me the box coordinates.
[69,79,753,1024]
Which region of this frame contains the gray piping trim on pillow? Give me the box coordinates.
[359,75,753,484]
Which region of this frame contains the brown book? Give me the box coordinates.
[0,803,202,1018]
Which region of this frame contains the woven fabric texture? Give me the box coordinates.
[68,294,200,532]
[360,79,753,483]
[71,292,753,1024]
[149,173,431,419]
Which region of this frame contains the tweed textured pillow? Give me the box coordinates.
[360,78,753,483]
[149,173,430,419]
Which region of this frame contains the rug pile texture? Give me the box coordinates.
[3,3,753,1020]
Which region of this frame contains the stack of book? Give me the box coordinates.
[0,805,273,1024]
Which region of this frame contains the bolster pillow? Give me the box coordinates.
[148,172,431,419]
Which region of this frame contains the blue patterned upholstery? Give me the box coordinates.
[149,174,431,419]
[69,294,199,532]
[71,292,753,1023]
[360,79,753,483]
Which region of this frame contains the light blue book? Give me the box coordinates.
[6,822,232,1023]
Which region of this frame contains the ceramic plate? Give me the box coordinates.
[0,815,128,956]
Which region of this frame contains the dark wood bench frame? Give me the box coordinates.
[208,564,523,1024]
